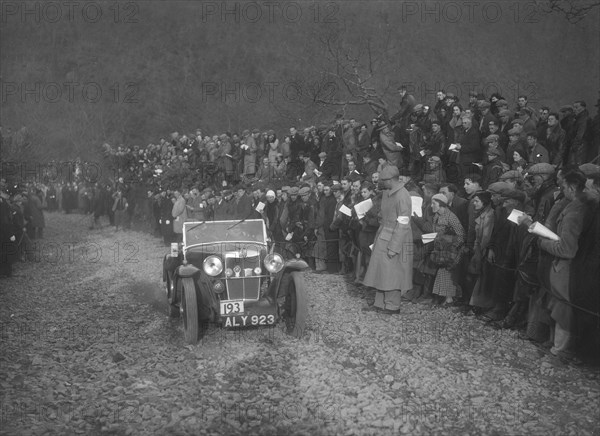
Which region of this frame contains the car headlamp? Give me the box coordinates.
[264,253,284,273]
[203,255,223,276]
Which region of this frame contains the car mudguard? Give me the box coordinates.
[163,254,182,282]
[282,259,309,272]
[196,271,220,322]
[267,259,309,300]
[177,264,200,278]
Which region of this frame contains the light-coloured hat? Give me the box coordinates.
[579,163,600,178]
[499,170,523,181]
[526,163,555,176]
[379,165,400,180]
[487,182,512,196]
[431,193,448,205]
[298,187,311,196]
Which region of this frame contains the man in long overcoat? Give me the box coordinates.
[159,191,175,245]
[171,189,188,242]
[362,165,413,313]
[534,170,586,356]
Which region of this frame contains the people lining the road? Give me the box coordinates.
[1,92,599,363]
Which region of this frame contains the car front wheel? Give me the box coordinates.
[180,278,199,344]
[165,272,179,318]
[278,271,308,338]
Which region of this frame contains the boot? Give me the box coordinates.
[416,275,433,303]
[501,301,527,329]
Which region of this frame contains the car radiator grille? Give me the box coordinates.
[224,254,261,301]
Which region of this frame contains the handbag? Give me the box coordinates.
[430,228,463,268]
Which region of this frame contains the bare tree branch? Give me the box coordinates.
[535,0,600,23]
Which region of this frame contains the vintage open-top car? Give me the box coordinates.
[163,219,308,344]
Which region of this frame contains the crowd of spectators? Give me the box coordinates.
[2,88,599,362]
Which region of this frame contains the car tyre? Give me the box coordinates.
[165,272,179,318]
[181,278,199,344]
[279,271,308,338]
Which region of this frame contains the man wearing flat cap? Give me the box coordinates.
[286,186,303,237]
[526,131,550,165]
[570,164,600,348]
[478,101,497,138]
[526,163,559,223]
[545,112,567,166]
[569,100,591,165]
[362,152,379,181]
[559,106,576,147]
[378,118,404,168]
[390,85,416,124]
[482,146,505,189]
[297,186,319,265]
[579,163,600,180]
[519,107,537,135]
[468,91,478,115]
[362,165,413,314]
[486,181,513,207]
[484,134,506,162]
[214,189,235,220]
[233,184,253,219]
[527,170,587,357]
[496,99,509,113]
[499,170,523,190]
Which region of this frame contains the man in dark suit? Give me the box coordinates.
[315,151,336,179]
[289,126,306,160]
[233,185,253,219]
[362,152,379,181]
[214,190,234,220]
[457,116,482,179]
[498,110,512,153]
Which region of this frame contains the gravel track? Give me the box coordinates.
[1,212,599,435]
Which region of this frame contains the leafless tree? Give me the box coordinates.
[536,0,600,23]
[310,29,397,119]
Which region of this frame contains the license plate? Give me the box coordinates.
[223,314,276,328]
[220,300,244,315]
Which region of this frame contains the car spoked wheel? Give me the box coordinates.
[279,272,308,338]
[165,273,179,318]
[181,278,199,344]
